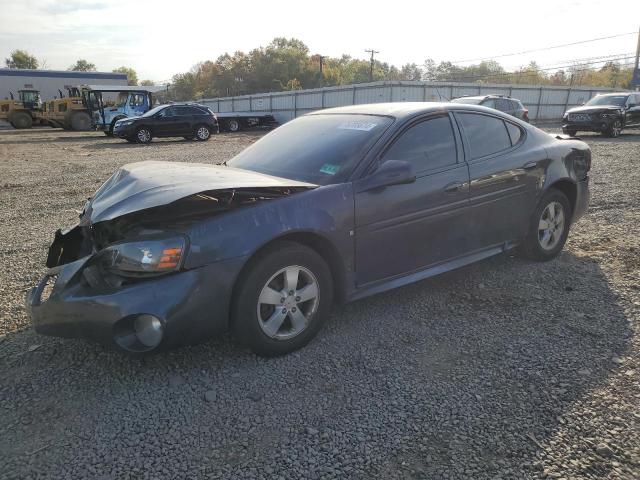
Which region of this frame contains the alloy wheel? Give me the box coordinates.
[256,265,320,340]
[611,121,621,138]
[538,201,565,251]
[137,129,151,143]
[196,126,210,140]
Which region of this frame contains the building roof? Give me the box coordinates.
[0,68,127,80]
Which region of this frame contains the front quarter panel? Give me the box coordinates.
[183,183,355,275]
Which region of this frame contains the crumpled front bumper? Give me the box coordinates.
[26,254,247,351]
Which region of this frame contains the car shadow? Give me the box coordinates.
[0,250,633,478]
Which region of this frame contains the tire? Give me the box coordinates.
[226,119,240,132]
[9,112,32,129]
[604,120,622,138]
[135,127,152,144]
[562,128,576,137]
[195,124,211,141]
[70,112,92,131]
[231,241,333,357]
[520,189,572,261]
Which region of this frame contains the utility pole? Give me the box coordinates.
[634,25,640,91]
[365,49,379,82]
[318,55,327,74]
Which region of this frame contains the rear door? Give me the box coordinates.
[174,106,195,134]
[454,111,543,248]
[354,113,471,285]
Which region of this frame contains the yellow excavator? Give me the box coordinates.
[0,89,44,129]
[41,87,92,131]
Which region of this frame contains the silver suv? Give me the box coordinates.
[451,95,529,122]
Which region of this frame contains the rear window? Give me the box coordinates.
[457,113,511,159]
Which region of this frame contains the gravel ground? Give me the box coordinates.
[0,128,638,479]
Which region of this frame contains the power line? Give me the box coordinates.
[450,32,637,64]
[437,55,636,83]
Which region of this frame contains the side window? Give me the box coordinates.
[457,113,512,159]
[482,98,496,109]
[382,115,457,173]
[495,98,511,112]
[505,122,523,146]
[175,106,189,116]
[162,107,176,117]
[129,94,145,107]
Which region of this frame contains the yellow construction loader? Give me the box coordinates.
[41,87,92,131]
[0,89,44,129]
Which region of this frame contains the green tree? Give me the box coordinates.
[140,79,155,86]
[112,66,138,85]
[5,49,39,69]
[68,59,96,71]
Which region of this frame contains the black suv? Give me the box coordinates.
[562,92,640,138]
[450,95,529,122]
[113,103,219,144]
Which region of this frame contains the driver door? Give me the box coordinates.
[354,114,471,286]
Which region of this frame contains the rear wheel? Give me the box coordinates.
[135,127,152,144]
[70,111,91,131]
[232,241,333,357]
[226,119,240,132]
[520,189,571,261]
[562,128,576,137]
[195,124,211,141]
[10,112,32,129]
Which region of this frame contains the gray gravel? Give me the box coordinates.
[0,128,639,479]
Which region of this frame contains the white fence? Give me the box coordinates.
[200,80,622,124]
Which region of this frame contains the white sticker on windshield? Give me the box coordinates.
[338,121,378,132]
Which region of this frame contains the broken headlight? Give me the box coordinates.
[100,236,186,277]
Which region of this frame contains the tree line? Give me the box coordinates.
[5,38,636,101]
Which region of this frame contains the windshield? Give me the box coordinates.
[451,97,483,105]
[228,114,393,184]
[142,105,167,117]
[585,95,627,107]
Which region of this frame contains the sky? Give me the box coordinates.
[0,0,638,82]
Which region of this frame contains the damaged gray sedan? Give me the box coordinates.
[27,103,590,356]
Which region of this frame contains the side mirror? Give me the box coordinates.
[356,160,416,193]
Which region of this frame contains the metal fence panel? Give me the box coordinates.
[200,80,621,123]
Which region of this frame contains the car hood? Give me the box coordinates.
[565,105,622,115]
[83,161,316,223]
[115,116,142,123]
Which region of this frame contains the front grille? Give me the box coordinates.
[568,113,591,122]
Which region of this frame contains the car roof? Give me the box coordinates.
[595,92,631,97]
[308,102,509,120]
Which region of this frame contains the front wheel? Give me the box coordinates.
[520,189,572,261]
[70,112,92,131]
[135,127,152,144]
[604,120,622,138]
[231,241,333,357]
[195,125,211,141]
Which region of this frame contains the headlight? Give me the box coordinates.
[600,112,619,118]
[99,236,186,277]
[118,120,133,126]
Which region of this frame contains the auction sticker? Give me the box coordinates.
[338,122,377,132]
[319,163,340,175]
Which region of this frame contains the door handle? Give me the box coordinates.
[443,181,465,193]
[522,161,538,170]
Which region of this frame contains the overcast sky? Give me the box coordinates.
[1,0,638,82]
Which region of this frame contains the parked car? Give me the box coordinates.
[113,103,219,143]
[451,95,529,122]
[562,92,640,138]
[27,103,590,357]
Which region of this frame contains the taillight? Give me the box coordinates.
[523,109,529,121]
